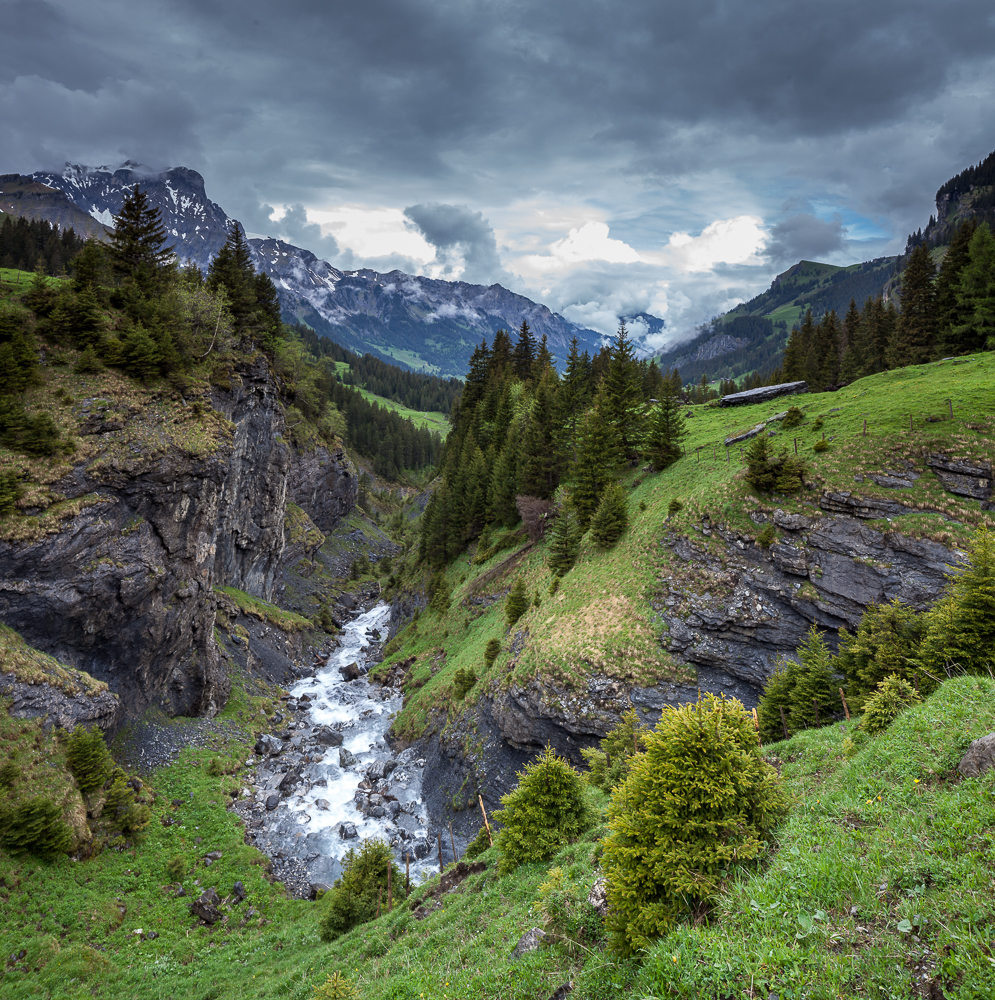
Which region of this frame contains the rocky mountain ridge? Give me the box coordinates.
[12,161,604,377]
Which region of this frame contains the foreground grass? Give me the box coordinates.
[2,678,993,998]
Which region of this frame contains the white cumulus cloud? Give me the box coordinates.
[662,215,767,272]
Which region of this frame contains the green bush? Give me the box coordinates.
[166,854,187,881]
[915,526,995,679]
[755,628,842,740]
[452,666,476,700]
[0,470,24,517]
[505,576,528,628]
[812,416,824,432]
[312,972,360,999]
[782,405,804,429]
[837,599,928,708]
[483,637,501,668]
[73,346,104,374]
[814,438,829,452]
[756,523,776,547]
[589,480,629,549]
[463,825,492,860]
[103,774,151,835]
[0,758,20,789]
[493,744,594,874]
[65,725,113,794]
[0,796,73,859]
[579,708,648,793]
[534,865,604,944]
[602,694,787,955]
[318,838,403,942]
[744,435,807,494]
[667,499,683,516]
[860,674,922,734]
[428,570,451,614]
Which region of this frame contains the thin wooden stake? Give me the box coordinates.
[839,688,850,721]
[947,398,954,419]
[779,705,789,739]
[752,707,759,731]
[449,822,457,863]
[437,832,444,873]
[387,860,392,912]
[863,418,867,436]
[794,438,798,454]
[377,886,382,918]
[913,673,919,693]
[406,852,411,896]
[478,795,493,846]
[726,445,730,462]
[813,699,820,726]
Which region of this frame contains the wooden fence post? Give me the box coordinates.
[478,795,493,846]
[437,832,444,874]
[863,419,867,436]
[839,688,850,721]
[449,822,457,864]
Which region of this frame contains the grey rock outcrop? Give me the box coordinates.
[286,443,357,533]
[957,733,995,778]
[512,927,546,958]
[719,381,808,407]
[925,453,992,504]
[0,358,314,726]
[0,672,119,730]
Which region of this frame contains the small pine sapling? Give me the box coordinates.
[589,480,629,548]
[505,576,529,628]
[860,674,922,734]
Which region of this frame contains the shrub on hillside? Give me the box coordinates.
[103,774,151,835]
[318,838,403,942]
[782,405,804,429]
[579,709,648,793]
[755,628,842,740]
[493,744,595,874]
[0,470,24,517]
[483,637,501,668]
[914,526,995,679]
[463,825,492,860]
[744,435,806,494]
[451,666,476,700]
[505,576,528,628]
[311,972,360,1000]
[0,796,73,859]
[602,694,786,955]
[837,599,928,708]
[547,493,581,577]
[166,854,187,881]
[860,674,922,735]
[66,725,113,794]
[589,480,629,549]
[667,498,683,516]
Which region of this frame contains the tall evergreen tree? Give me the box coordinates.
[488,423,521,527]
[517,369,559,499]
[936,219,978,352]
[839,297,864,383]
[107,184,175,292]
[950,222,995,353]
[571,393,621,529]
[782,310,814,383]
[589,480,629,548]
[547,493,581,577]
[602,321,646,459]
[513,320,536,381]
[888,244,937,367]
[644,369,685,470]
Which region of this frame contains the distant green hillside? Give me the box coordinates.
[650,257,897,384]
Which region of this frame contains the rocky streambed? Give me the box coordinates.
[232,602,444,898]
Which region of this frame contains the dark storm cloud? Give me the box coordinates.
[764,214,847,267]
[402,203,506,283]
[269,204,340,262]
[3,0,995,312]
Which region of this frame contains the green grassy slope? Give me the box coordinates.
[4,674,992,999]
[380,353,994,744]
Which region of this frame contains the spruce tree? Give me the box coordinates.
[547,494,580,577]
[602,321,646,459]
[949,223,995,353]
[839,297,865,382]
[513,320,536,381]
[787,627,842,729]
[505,576,529,628]
[571,393,621,529]
[935,219,978,352]
[889,243,937,367]
[916,526,995,678]
[756,662,797,742]
[553,337,591,465]
[107,184,175,292]
[122,324,162,382]
[487,428,521,528]
[644,370,686,470]
[517,369,559,499]
[589,480,629,548]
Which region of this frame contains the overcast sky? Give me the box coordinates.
[4,0,995,346]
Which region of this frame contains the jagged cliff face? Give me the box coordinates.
[285,442,357,535]
[0,360,355,727]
